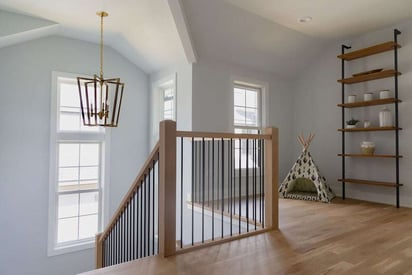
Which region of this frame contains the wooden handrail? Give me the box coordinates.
[99,141,160,241]
[176,131,272,140]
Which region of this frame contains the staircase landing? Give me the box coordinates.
[81,198,412,275]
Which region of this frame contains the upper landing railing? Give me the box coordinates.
[95,120,278,268]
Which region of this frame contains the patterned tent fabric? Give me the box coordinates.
[279,150,335,203]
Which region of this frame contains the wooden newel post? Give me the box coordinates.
[159,120,177,257]
[264,127,279,229]
[95,233,103,269]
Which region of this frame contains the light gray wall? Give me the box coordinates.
[191,57,294,179]
[0,36,149,275]
[292,20,412,207]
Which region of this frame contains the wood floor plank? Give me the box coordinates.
[81,198,412,275]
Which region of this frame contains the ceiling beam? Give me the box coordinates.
[167,0,197,64]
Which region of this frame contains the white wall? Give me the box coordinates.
[292,20,412,207]
[191,57,294,179]
[0,36,149,275]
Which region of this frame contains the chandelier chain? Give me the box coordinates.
[100,13,104,79]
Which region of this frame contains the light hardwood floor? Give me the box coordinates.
[81,198,412,275]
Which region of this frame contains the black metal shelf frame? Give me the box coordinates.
[340,29,401,208]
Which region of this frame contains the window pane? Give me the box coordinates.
[234,106,246,125]
[60,83,80,108]
[58,217,78,243]
[58,194,79,219]
[60,112,81,131]
[80,144,99,166]
[59,167,78,182]
[234,88,245,106]
[59,144,79,167]
[246,90,257,108]
[79,215,98,239]
[245,107,258,126]
[80,192,99,215]
[80,166,98,180]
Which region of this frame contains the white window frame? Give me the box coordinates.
[232,80,266,171]
[151,73,177,146]
[48,71,110,256]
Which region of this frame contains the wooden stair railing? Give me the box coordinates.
[95,120,278,269]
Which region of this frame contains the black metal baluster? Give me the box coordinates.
[212,138,215,241]
[259,140,262,225]
[120,214,124,263]
[191,137,194,246]
[131,193,135,260]
[140,182,143,257]
[202,137,205,243]
[217,141,220,211]
[230,138,233,236]
[152,160,156,254]
[221,138,224,238]
[246,139,249,232]
[254,139,257,230]
[114,222,117,265]
[239,138,242,234]
[144,175,147,257]
[180,137,184,249]
[208,140,210,207]
[148,167,151,255]
[126,205,129,262]
[262,141,265,228]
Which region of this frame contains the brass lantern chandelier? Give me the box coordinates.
[77,11,124,127]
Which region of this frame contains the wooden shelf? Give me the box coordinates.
[338,70,401,84]
[338,178,402,188]
[338,154,403,159]
[337,41,401,60]
[338,126,401,132]
[338,98,401,108]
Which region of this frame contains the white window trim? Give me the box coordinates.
[47,71,111,256]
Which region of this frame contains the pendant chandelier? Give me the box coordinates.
[77,11,125,127]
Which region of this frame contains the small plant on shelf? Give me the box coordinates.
[346,118,359,128]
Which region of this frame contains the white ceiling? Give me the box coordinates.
[1,0,412,76]
[224,0,412,39]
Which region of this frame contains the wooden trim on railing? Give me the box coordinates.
[264,127,279,229]
[176,131,272,140]
[158,120,177,257]
[95,233,103,269]
[175,228,273,255]
[99,141,160,241]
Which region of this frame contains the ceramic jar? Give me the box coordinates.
[379,106,393,127]
[361,141,375,155]
[363,92,373,101]
[348,95,356,103]
[379,90,390,99]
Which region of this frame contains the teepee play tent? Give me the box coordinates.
[279,134,335,203]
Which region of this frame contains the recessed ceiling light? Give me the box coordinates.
[298,16,312,23]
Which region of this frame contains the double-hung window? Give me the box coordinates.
[233,83,262,169]
[48,72,107,256]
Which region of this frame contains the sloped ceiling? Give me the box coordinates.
[1,0,412,76]
[181,0,327,78]
[0,0,187,73]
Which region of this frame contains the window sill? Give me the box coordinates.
[48,239,94,257]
